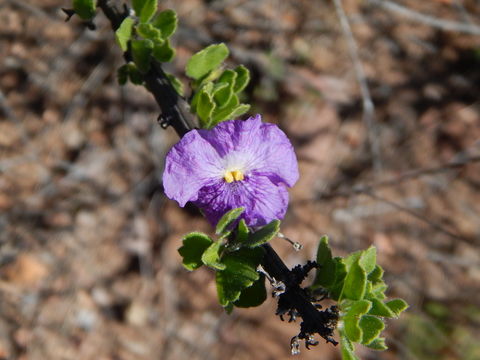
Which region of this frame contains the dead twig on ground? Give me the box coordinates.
[333,0,382,173]
[368,0,480,36]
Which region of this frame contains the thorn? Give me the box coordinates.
[61,8,75,22]
[271,278,286,297]
[278,232,303,251]
[158,114,172,129]
[290,336,301,355]
[85,20,96,30]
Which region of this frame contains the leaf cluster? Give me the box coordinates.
[186,44,251,128]
[178,208,280,312]
[310,237,409,359]
[114,1,182,92]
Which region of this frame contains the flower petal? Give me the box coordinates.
[163,130,223,207]
[197,115,299,187]
[194,175,289,227]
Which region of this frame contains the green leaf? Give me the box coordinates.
[235,219,249,245]
[186,43,229,80]
[339,330,360,360]
[131,39,153,73]
[343,299,372,342]
[370,281,388,300]
[359,315,385,345]
[233,65,250,93]
[165,73,184,96]
[366,337,388,351]
[213,81,234,108]
[341,256,367,301]
[210,94,239,125]
[244,220,280,248]
[152,39,176,62]
[73,0,95,20]
[234,274,267,308]
[385,299,409,317]
[312,235,336,289]
[178,232,213,271]
[117,64,129,85]
[215,247,264,306]
[126,63,144,85]
[133,0,158,23]
[328,257,347,300]
[136,23,162,42]
[214,70,237,107]
[359,246,377,274]
[215,207,245,235]
[115,17,134,52]
[368,265,384,283]
[368,298,396,318]
[197,91,215,128]
[201,242,226,270]
[228,104,250,118]
[152,9,178,38]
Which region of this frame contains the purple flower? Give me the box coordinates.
[163,115,299,227]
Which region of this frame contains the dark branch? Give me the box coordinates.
[95,0,337,348]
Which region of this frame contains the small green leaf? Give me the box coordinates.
[131,39,153,73]
[136,23,162,42]
[368,298,395,318]
[115,17,134,52]
[191,82,213,111]
[133,0,158,23]
[214,70,237,107]
[244,220,280,248]
[201,242,226,270]
[126,63,144,85]
[152,9,178,38]
[343,299,372,342]
[328,257,348,300]
[341,257,367,301]
[233,65,250,93]
[366,337,388,351]
[73,0,95,20]
[235,219,249,245]
[210,94,239,125]
[186,43,229,80]
[152,39,176,62]
[197,91,215,128]
[165,73,184,96]
[215,207,245,235]
[117,64,129,85]
[216,247,264,306]
[312,235,336,289]
[228,104,250,118]
[359,246,377,274]
[132,0,144,16]
[178,232,213,271]
[385,299,409,317]
[234,274,267,308]
[213,81,234,108]
[359,315,385,345]
[370,281,388,300]
[339,330,360,360]
[368,265,384,283]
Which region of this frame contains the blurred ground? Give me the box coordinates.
[1,0,480,359]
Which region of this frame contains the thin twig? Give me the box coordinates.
[368,0,480,36]
[366,191,471,243]
[318,155,480,199]
[333,0,382,173]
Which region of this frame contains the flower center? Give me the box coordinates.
[224,170,244,183]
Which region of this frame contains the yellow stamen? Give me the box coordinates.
[224,170,244,183]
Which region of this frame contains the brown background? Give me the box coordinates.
[1,0,480,359]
